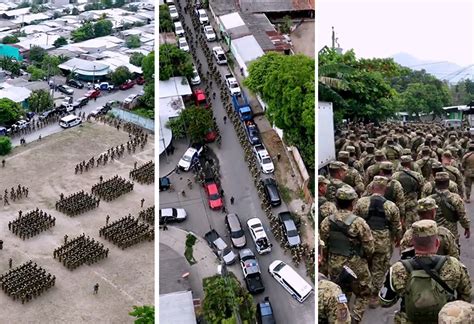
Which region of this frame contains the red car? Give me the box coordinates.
[85,89,101,99]
[136,76,145,85]
[204,129,217,143]
[193,89,209,108]
[205,182,223,210]
[119,79,135,90]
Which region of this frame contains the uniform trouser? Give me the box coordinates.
[369,248,392,295]
[404,200,418,230]
[465,175,474,199]
[328,254,373,322]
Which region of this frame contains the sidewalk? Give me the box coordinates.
[159,138,189,177]
[159,226,219,299]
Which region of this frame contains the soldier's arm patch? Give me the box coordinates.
[337,293,347,303]
[336,302,349,321]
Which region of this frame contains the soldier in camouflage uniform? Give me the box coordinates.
[461,142,474,203]
[318,237,351,324]
[421,161,459,197]
[320,186,374,323]
[353,176,402,308]
[382,136,403,162]
[364,150,386,185]
[400,197,459,259]
[379,220,472,324]
[338,151,365,195]
[392,155,425,229]
[360,143,376,170]
[325,161,349,203]
[442,151,465,199]
[342,133,361,158]
[346,146,365,175]
[396,148,422,174]
[318,175,337,227]
[428,172,470,246]
[415,146,438,179]
[438,300,474,324]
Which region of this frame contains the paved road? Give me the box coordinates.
[160,2,316,323]
[10,84,143,147]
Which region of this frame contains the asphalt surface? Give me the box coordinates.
[10,81,143,147]
[159,2,315,323]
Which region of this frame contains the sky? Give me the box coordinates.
[318,0,474,67]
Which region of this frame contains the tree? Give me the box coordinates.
[279,15,292,34]
[0,57,21,76]
[126,35,141,49]
[71,22,95,42]
[159,5,173,32]
[41,55,61,76]
[401,83,450,118]
[114,0,125,8]
[139,82,154,109]
[129,305,154,324]
[94,19,113,37]
[159,44,193,81]
[29,46,46,63]
[130,52,145,67]
[53,36,68,48]
[17,1,31,9]
[28,89,53,113]
[62,7,70,14]
[202,274,255,323]
[142,51,154,82]
[101,0,113,8]
[110,66,132,86]
[26,65,46,81]
[0,137,12,156]
[0,98,23,127]
[2,35,19,44]
[245,52,315,169]
[167,106,214,143]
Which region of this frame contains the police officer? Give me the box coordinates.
[320,185,374,323]
[379,220,472,324]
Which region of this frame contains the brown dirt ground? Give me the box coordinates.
[0,122,154,324]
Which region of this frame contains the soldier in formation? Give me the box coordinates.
[91,175,134,202]
[2,185,29,203]
[99,215,153,250]
[138,206,154,225]
[55,190,100,216]
[53,234,108,270]
[129,161,154,185]
[9,209,55,240]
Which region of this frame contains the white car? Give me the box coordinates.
[247,218,272,254]
[94,82,114,91]
[178,37,189,52]
[14,119,29,130]
[174,21,184,36]
[212,46,227,65]
[253,144,274,173]
[203,25,216,41]
[124,94,138,104]
[89,108,102,117]
[178,144,203,171]
[197,9,209,24]
[159,208,187,224]
[168,5,179,20]
[190,66,201,85]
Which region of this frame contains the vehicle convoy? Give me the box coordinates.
[244,120,261,145]
[203,25,216,41]
[225,213,246,248]
[247,218,272,254]
[204,229,236,265]
[318,101,336,171]
[225,73,241,95]
[231,93,253,121]
[239,248,265,294]
[212,46,227,65]
[253,144,274,174]
[278,212,301,247]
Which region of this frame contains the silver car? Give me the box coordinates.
[225,213,246,248]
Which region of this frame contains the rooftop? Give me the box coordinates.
[159,291,197,324]
[58,58,110,76]
[232,35,265,63]
[209,0,236,16]
[239,0,314,13]
[0,84,31,103]
[159,77,192,99]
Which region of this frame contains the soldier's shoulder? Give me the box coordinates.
[438,226,456,238]
[319,279,343,294]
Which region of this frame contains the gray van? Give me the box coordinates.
[225,213,246,248]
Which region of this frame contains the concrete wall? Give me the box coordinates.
[111,107,155,133]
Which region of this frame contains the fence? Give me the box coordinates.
[110,108,155,133]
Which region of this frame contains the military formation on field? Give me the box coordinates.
[9,209,55,240]
[0,261,55,304]
[99,215,153,250]
[53,234,109,271]
[91,175,134,202]
[318,122,473,324]
[129,161,154,185]
[55,191,100,216]
[1,185,29,206]
[138,206,154,225]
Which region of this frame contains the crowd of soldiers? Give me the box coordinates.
[9,209,55,240]
[55,191,100,216]
[1,185,29,206]
[91,175,134,202]
[138,206,154,225]
[53,234,109,271]
[99,215,153,250]
[318,122,473,323]
[129,161,154,185]
[0,261,55,304]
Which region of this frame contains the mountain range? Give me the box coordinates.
[391,52,473,84]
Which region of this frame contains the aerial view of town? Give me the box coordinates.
[0,0,155,322]
[158,0,315,323]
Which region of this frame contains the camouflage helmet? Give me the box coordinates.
[338,151,350,159]
[380,161,393,171]
[438,301,474,324]
[373,176,388,186]
[329,161,348,170]
[417,197,438,212]
[335,185,358,201]
[318,175,330,185]
[412,220,438,238]
[400,155,412,163]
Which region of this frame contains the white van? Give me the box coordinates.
[59,115,81,128]
[442,119,462,129]
[268,260,313,303]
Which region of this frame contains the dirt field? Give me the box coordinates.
[0,122,154,324]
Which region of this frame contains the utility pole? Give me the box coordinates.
[331,26,335,49]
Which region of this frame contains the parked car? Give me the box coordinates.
[204,129,217,143]
[239,248,265,294]
[39,110,55,120]
[174,21,184,36]
[12,120,29,130]
[88,108,102,117]
[57,84,74,95]
[253,144,274,174]
[119,79,135,90]
[67,79,84,89]
[0,126,7,136]
[190,66,201,85]
[94,82,114,91]
[268,260,313,303]
[159,208,187,224]
[204,229,236,265]
[256,297,276,324]
[204,181,223,210]
[247,218,272,255]
[278,212,301,247]
[196,8,209,24]
[74,96,89,108]
[203,25,216,41]
[124,94,139,105]
[193,89,209,108]
[212,46,227,65]
[178,37,190,52]
[225,213,246,248]
[85,89,101,99]
[244,120,261,145]
[136,76,145,85]
[262,178,281,207]
[168,4,179,20]
[178,144,203,171]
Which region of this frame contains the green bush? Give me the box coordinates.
[0,136,12,155]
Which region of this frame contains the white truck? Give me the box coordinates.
[318,101,336,170]
[225,73,241,95]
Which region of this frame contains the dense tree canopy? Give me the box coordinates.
[29,46,46,63]
[245,52,315,168]
[166,106,213,142]
[0,136,12,156]
[159,44,194,81]
[0,98,23,127]
[109,66,132,86]
[139,51,154,110]
[129,305,154,324]
[53,36,68,48]
[126,35,141,49]
[449,78,474,106]
[71,20,113,42]
[130,52,145,67]
[0,57,21,76]
[159,5,173,32]
[28,89,53,113]
[2,35,19,44]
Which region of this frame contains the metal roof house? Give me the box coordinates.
[58,58,110,82]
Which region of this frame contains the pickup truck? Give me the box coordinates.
[244,120,261,145]
[239,248,265,294]
[193,89,209,108]
[231,93,253,121]
[204,229,236,265]
[247,218,272,254]
[225,73,241,95]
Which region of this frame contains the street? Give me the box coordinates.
[159,1,315,322]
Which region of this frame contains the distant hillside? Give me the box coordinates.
[391,52,473,83]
